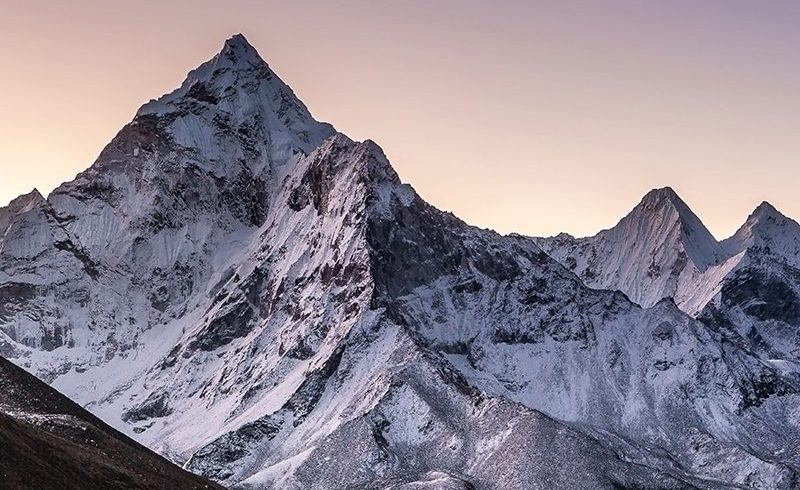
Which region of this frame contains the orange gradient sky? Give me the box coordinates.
[1,0,799,238]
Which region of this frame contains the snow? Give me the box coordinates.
[535,187,727,310]
[536,187,800,318]
[1,34,800,490]
[722,201,800,268]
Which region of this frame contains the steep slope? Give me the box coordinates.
[1,33,335,382]
[175,138,714,489]
[535,187,726,310]
[1,35,800,490]
[0,355,221,490]
[700,202,800,364]
[0,188,99,357]
[721,202,800,264]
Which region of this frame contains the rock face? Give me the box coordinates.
[536,190,800,366]
[0,355,221,490]
[701,203,800,364]
[2,34,800,489]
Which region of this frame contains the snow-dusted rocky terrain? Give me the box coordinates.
[2,35,800,489]
[535,187,800,366]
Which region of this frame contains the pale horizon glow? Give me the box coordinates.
[1,0,799,239]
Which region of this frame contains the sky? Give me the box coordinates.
[1,0,798,238]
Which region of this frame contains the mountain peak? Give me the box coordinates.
[634,186,695,223]
[752,201,781,219]
[636,187,704,229]
[638,186,688,214]
[1,188,46,216]
[133,34,335,167]
[722,201,800,260]
[740,201,794,234]
[635,188,713,234]
[138,34,272,116]
[218,33,265,69]
[643,186,678,201]
[223,33,253,50]
[613,187,724,271]
[21,187,44,203]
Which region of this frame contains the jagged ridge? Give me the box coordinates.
[1,35,800,490]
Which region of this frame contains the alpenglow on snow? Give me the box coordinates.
[1,35,799,489]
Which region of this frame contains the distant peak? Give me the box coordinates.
[636,187,694,219]
[722,200,800,258]
[620,186,723,268]
[641,186,680,205]
[218,33,263,67]
[1,189,48,223]
[28,188,44,201]
[14,188,45,207]
[740,201,793,230]
[740,200,795,231]
[752,201,781,219]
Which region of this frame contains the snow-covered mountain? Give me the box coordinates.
[722,202,800,262]
[536,187,800,368]
[700,202,800,364]
[534,187,727,311]
[2,35,800,489]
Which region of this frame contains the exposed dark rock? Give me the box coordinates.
[53,239,99,279]
[285,343,346,423]
[0,283,37,323]
[722,268,800,324]
[122,392,173,423]
[191,301,256,352]
[186,82,220,105]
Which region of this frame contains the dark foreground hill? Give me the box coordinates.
[0,356,223,490]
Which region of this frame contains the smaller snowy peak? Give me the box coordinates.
[0,189,48,236]
[754,201,780,216]
[298,133,403,192]
[638,187,700,231]
[306,134,400,181]
[0,190,72,261]
[640,186,680,205]
[748,201,792,228]
[2,188,45,213]
[620,187,724,269]
[20,187,45,203]
[722,201,800,265]
[535,187,728,309]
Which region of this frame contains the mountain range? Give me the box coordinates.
[1,34,799,489]
[536,187,800,363]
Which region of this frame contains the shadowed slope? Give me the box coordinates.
[0,356,223,490]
